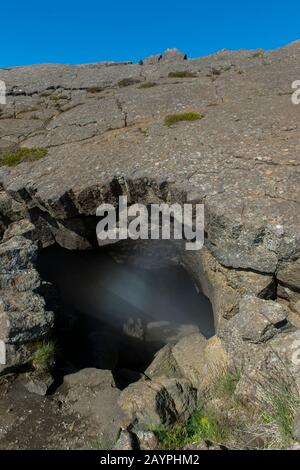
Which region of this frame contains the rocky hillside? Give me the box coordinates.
[0,43,299,450]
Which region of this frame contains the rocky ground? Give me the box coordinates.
[0,43,299,449]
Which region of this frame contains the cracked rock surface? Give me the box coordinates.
[0,44,299,450]
[0,42,299,277]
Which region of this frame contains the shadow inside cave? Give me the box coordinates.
[37,243,215,388]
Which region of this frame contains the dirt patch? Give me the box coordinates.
[0,375,93,450]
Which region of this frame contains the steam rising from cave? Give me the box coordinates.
[38,244,214,386]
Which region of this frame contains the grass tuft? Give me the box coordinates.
[118,78,140,87]
[0,147,47,167]
[152,365,300,450]
[168,71,197,78]
[255,373,299,447]
[49,95,63,101]
[154,423,189,450]
[154,404,230,450]
[32,341,55,372]
[187,406,231,444]
[139,82,158,89]
[88,438,114,450]
[213,368,241,400]
[164,112,202,127]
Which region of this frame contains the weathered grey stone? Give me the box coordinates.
[0,42,300,380]
[278,283,300,304]
[22,370,54,396]
[172,334,228,392]
[236,295,288,343]
[0,236,37,272]
[0,291,54,343]
[63,367,116,389]
[142,54,162,65]
[123,317,145,340]
[118,377,197,427]
[144,343,182,379]
[62,368,126,443]
[0,234,55,372]
[233,329,300,404]
[183,247,274,327]
[161,48,187,62]
[293,410,300,442]
[134,430,158,450]
[294,300,300,315]
[0,269,40,291]
[113,430,134,450]
[3,219,36,242]
[277,259,300,292]
[0,42,299,280]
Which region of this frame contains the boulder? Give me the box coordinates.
[22,370,54,396]
[144,344,182,379]
[61,368,126,443]
[113,430,134,450]
[172,334,228,392]
[236,295,288,343]
[118,377,197,427]
[0,236,37,272]
[277,259,300,292]
[219,296,290,368]
[161,48,187,62]
[234,329,300,404]
[63,367,116,389]
[0,291,54,343]
[3,219,36,242]
[183,247,274,327]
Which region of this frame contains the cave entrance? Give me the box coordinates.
[37,243,214,388]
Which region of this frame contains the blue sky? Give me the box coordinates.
[1,1,299,67]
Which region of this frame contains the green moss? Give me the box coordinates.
[163,112,202,127]
[87,86,105,94]
[168,71,197,78]
[49,95,68,101]
[0,147,47,167]
[117,78,140,87]
[32,341,55,372]
[139,82,158,89]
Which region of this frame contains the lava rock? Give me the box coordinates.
[61,368,126,444]
[118,376,197,427]
[236,295,288,344]
[144,343,182,379]
[134,430,158,450]
[172,334,228,392]
[113,430,134,450]
[22,370,54,396]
